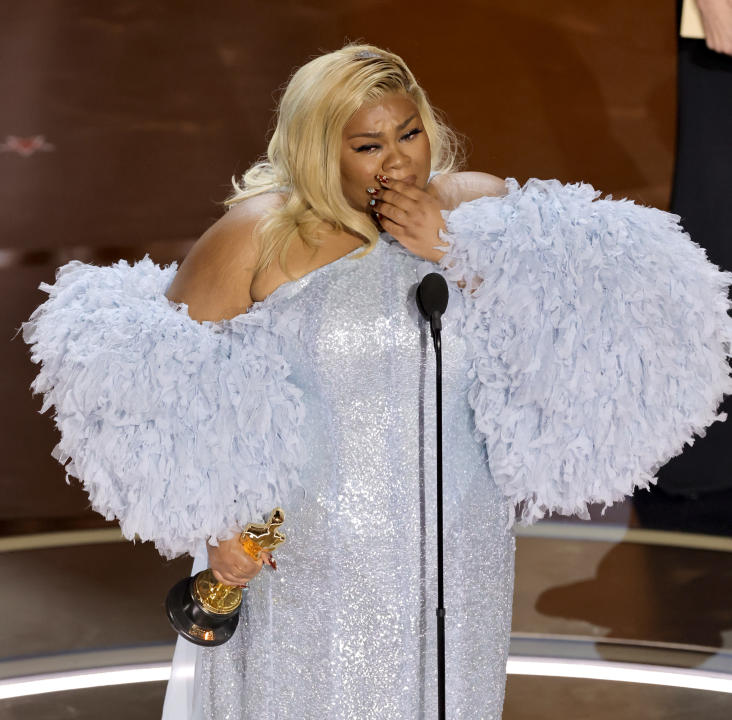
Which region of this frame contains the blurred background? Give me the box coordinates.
[2,1,731,718]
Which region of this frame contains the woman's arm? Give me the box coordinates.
[23,193,306,561]
[166,194,287,577]
[438,177,732,522]
[430,171,507,210]
[166,193,281,321]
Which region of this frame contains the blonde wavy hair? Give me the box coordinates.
[227,43,463,274]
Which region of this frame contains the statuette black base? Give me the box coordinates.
[165,575,239,647]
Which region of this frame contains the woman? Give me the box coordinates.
[24,45,732,719]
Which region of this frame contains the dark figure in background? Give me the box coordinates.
[636,0,732,531]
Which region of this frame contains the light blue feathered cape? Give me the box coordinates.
[440,178,732,523]
[24,177,732,558]
[23,262,306,558]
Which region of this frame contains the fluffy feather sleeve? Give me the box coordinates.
[23,257,306,558]
[439,177,732,523]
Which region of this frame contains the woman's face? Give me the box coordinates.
[340,92,431,213]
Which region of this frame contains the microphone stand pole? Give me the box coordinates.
[416,272,449,719]
[431,310,446,720]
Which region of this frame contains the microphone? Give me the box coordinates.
[416,272,449,335]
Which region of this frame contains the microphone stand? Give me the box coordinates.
[416,273,449,720]
[432,309,446,720]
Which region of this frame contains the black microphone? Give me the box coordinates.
[416,272,449,335]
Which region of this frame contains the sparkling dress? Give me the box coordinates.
[188,235,516,719]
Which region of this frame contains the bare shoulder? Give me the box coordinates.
[430,171,507,210]
[166,192,284,322]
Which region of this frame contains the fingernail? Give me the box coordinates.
[375,174,389,184]
[369,198,376,206]
[269,558,278,570]
[375,211,382,220]
[366,187,377,195]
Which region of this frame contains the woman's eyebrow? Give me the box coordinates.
[347,114,417,140]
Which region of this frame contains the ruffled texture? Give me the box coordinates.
[440,177,732,523]
[23,257,306,558]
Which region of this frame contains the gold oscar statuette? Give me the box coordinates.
[165,508,286,646]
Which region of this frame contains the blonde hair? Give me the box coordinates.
[227,43,463,274]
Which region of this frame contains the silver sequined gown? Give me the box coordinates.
[191,235,515,719]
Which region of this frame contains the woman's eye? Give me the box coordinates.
[353,128,420,152]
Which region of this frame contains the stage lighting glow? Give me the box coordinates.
[2,657,731,700]
[0,663,171,700]
[507,657,732,694]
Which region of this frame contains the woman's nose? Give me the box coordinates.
[382,144,408,172]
